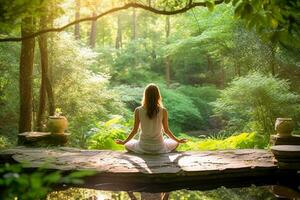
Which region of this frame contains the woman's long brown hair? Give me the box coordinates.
[142,84,163,119]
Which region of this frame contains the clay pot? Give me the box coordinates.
[48,116,68,134]
[275,118,294,137]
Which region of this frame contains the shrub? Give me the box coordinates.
[113,85,144,111]
[212,72,299,135]
[178,132,268,151]
[87,115,130,150]
[160,86,203,133]
[48,34,128,148]
[0,163,95,200]
[0,136,9,149]
[176,85,220,127]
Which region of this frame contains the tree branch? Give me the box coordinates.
[0,1,224,42]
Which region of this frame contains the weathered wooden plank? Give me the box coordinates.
[3,147,298,192]
[0,147,276,173]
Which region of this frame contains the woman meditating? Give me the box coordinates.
[115,83,187,154]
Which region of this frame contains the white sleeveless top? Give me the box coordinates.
[124,106,178,154]
[138,106,164,144]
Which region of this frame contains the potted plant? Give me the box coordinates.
[47,108,68,134]
[275,118,294,137]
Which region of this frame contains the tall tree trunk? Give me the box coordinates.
[47,3,55,116]
[46,77,55,115]
[74,0,80,40]
[37,5,56,130]
[19,17,35,133]
[131,8,137,40]
[115,14,122,49]
[89,12,97,48]
[165,16,171,86]
[37,9,51,130]
[37,33,48,131]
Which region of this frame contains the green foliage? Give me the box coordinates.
[176,85,220,126]
[231,0,300,48]
[0,43,20,140]
[87,115,130,150]
[178,132,268,151]
[48,34,127,148]
[0,163,96,200]
[113,85,144,110]
[0,0,42,31]
[96,39,164,86]
[0,136,10,149]
[213,72,299,135]
[161,86,203,133]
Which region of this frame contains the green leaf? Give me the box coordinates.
[270,18,278,29]
[68,170,96,179]
[232,0,240,6]
[43,171,61,184]
[206,1,214,12]
[225,0,231,4]
[234,3,244,18]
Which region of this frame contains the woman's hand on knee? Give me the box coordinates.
[115,139,126,145]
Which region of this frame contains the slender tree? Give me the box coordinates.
[89,11,97,48]
[115,14,122,49]
[165,15,171,86]
[37,4,56,131]
[19,17,35,133]
[47,0,56,116]
[131,8,137,40]
[74,0,81,40]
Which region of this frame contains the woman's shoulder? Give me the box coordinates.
[135,106,144,111]
[160,106,167,112]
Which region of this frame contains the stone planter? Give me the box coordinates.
[275,118,294,137]
[48,116,68,134]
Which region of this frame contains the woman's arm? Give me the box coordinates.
[115,108,140,145]
[162,108,187,143]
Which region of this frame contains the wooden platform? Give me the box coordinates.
[2,147,293,191]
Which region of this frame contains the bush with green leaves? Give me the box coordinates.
[212,72,299,135]
[178,132,268,151]
[87,115,131,150]
[48,34,128,148]
[0,163,96,200]
[113,85,144,111]
[0,43,20,140]
[0,136,11,149]
[96,39,163,86]
[176,85,220,127]
[161,86,203,133]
